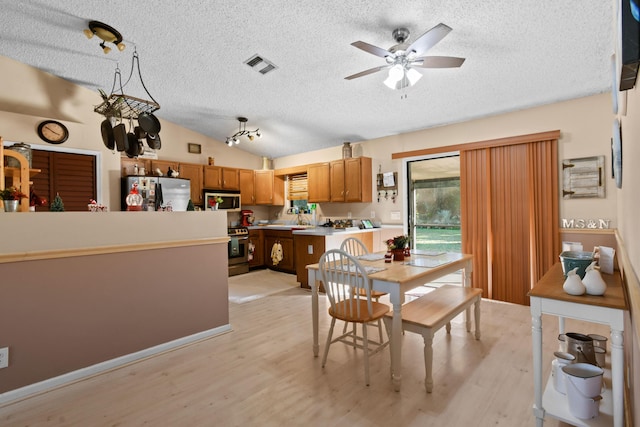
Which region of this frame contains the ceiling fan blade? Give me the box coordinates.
[406,23,452,56]
[351,41,394,58]
[344,65,390,80]
[413,56,466,68]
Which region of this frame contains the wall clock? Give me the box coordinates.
[612,119,622,189]
[37,120,69,144]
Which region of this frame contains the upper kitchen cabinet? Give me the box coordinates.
[178,162,204,205]
[330,157,372,203]
[203,166,239,190]
[239,169,255,205]
[121,157,151,176]
[151,160,179,176]
[307,162,331,203]
[255,169,284,205]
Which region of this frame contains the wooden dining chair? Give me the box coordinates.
[340,237,388,342]
[319,249,390,386]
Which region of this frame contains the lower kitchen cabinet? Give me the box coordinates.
[295,235,326,288]
[294,231,373,288]
[248,229,264,268]
[264,230,295,273]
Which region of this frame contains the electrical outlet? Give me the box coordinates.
[0,347,8,369]
[370,211,376,218]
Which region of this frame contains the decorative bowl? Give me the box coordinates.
[559,251,595,279]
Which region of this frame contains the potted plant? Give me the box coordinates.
[1,186,28,212]
[386,235,409,261]
[208,196,223,210]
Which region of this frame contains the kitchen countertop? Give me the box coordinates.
[247,225,395,236]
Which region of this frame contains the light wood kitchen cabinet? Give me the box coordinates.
[178,162,204,205]
[295,231,373,288]
[330,157,372,203]
[239,169,256,205]
[264,230,295,273]
[254,170,284,205]
[203,166,239,190]
[294,234,326,288]
[307,162,331,202]
[248,229,264,268]
[151,160,179,176]
[121,158,151,176]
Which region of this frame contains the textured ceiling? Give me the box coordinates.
[0,0,614,159]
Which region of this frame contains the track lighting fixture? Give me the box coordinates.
[84,21,125,54]
[226,117,261,147]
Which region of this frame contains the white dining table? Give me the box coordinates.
[307,252,473,391]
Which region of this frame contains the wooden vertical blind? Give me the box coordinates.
[460,131,560,305]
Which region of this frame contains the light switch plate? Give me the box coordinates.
[0,347,8,369]
[390,211,401,220]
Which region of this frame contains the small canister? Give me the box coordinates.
[552,351,575,395]
[6,142,32,168]
[342,142,352,159]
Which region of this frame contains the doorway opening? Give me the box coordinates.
[407,154,460,253]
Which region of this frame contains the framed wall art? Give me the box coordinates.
[562,155,606,199]
[187,143,201,154]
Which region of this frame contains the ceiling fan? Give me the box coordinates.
[345,23,465,90]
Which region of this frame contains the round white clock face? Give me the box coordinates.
[612,119,622,189]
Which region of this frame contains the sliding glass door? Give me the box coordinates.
[407,155,460,253]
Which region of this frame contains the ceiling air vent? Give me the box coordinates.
[244,54,278,75]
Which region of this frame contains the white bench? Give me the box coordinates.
[384,284,482,393]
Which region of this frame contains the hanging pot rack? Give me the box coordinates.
[94,48,160,120]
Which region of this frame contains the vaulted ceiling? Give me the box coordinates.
[0,1,614,158]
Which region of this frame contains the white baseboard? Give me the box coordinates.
[0,324,232,406]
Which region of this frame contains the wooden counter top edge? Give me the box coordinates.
[0,237,228,264]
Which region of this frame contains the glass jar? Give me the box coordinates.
[6,142,32,168]
[342,142,352,159]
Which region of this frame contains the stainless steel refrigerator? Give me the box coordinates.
[121,176,191,211]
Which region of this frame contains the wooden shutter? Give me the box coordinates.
[288,173,308,200]
[31,150,97,212]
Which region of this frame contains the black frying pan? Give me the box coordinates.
[146,132,161,150]
[101,119,115,150]
[138,112,161,134]
[113,123,128,152]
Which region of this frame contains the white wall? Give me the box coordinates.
[276,93,617,228]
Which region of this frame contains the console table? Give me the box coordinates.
[528,263,627,427]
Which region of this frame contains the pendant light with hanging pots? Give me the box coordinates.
[94,48,162,151]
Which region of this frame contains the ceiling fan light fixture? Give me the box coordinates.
[388,64,404,81]
[406,67,422,86]
[383,74,398,89]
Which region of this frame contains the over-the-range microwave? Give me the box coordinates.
[203,191,241,211]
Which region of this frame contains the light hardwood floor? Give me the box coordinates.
[0,271,607,427]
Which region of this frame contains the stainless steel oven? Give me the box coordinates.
[228,227,249,276]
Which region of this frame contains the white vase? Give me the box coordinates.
[3,200,19,212]
[563,267,586,295]
[583,261,607,295]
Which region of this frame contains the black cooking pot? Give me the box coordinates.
[113,123,128,152]
[125,133,139,158]
[101,119,115,150]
